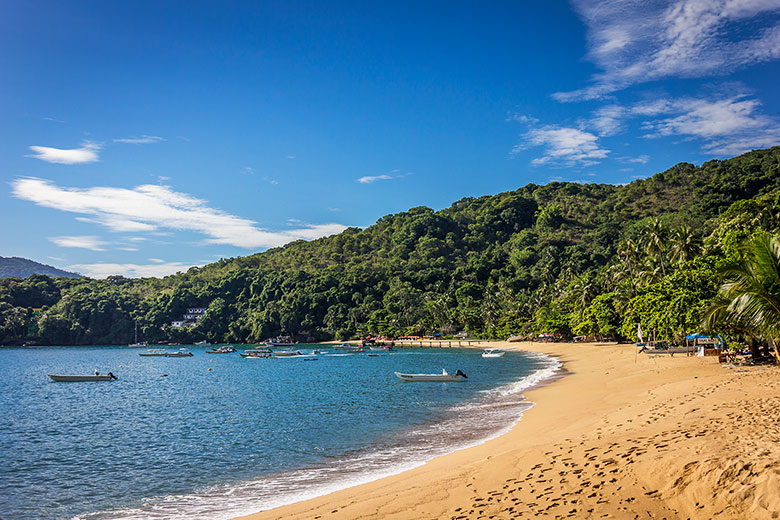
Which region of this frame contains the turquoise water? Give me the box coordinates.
[0,345,559,520]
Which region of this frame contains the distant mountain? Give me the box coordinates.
[0,256,81,279]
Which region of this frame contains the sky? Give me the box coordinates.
[2,0,780,278]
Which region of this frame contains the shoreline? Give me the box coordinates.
[234,341,780,520]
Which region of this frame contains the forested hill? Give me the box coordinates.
[2,147,779,346]
[0,257,81,279]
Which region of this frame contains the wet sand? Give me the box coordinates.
[234,341,780,519]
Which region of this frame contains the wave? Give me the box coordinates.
[77,351,562,520]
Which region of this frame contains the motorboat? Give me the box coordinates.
[481,348,506,358]
[165,349,193,357]
[394,369,467,382]
[206,345,236,353]
[195,340,211,346]
[49,373,117,382]
[240,352,270,358]
[270,350,304,357]
[265,336,296,347]
[139,349,169,357]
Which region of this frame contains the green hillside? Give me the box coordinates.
[0,256,81,279]
[2,147,779,346]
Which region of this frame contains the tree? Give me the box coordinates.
[705,233,780,360]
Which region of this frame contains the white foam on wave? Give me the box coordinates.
[77,351,562,520]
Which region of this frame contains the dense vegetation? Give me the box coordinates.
[0,256,81,279]
[2,147,780,347]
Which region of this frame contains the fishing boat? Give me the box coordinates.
[481,348,506,358]
[206,345,235,353]
[48,373,117,382]
[165,349,193,357]
[270,350,304,357]
[265,336,296,347]
[139,349,169,357]
[240,352,270,358]
[394,369,468,382]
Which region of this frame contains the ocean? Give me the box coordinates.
[0,345,560,520]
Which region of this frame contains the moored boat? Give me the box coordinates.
[481,348,505,358]
[394,369,468,382]
[128,321,147,347]
[206,345,235,353]
[265,336,296,347]
[165,349,193,357]
[270,350,304,357]
[49,373,117,382]
[139,349,169,357]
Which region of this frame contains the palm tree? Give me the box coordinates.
[669,225,701,266]
[642,218,668,277]
[617,238,639,294]
[705,232,780,361]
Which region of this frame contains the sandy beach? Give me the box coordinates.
[235,341,780,520]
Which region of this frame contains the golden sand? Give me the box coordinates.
[235,341,780,520]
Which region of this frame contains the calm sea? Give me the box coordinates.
[0,345,559,520]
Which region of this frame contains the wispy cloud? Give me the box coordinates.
[357,169,412,184]
[49,235,107,251]
[515,124,610,167]
[555,0,780,101]
[113,135,165,144]
[68,261,198,279]
[358,174,394,184]
[590,105,627,137]
[638,94,780,155]
[617,154,650,164]
[12,178,348,249]
[580,92,780,156]
[27,141,100,164]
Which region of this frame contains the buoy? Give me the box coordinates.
[208,368,212,371]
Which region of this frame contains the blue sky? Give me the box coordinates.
[2,0,779,278]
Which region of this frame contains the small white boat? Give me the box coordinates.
[270,350,304,357]
[128,321,147,347]
[206,345,235,353]
[49,373,117,382]
[165,349,193,357]
[195,340,211,346]
[265,336,296,347]
[139,349,169,357]
[394,370,467,382]
[482,348,505,358]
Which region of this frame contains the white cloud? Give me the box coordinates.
[27,142,100,164]
[639,95,780,154]
[516,125,610,167]
[113,135,165,144]
[12,178,348,250]
[556,0,780,101]
[590,105,627,136]
[68,261,198,279]
[147,258,165,263]
[617,154,650,164]
[357,170,412,184]
[358,174,394,184]
[49,235,107,251]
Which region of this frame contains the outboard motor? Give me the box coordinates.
[455,369,468,379]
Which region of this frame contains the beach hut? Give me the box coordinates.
[686,333,722,356]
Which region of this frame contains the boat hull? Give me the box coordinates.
[48,374,114,382]
[394,372,465,382]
